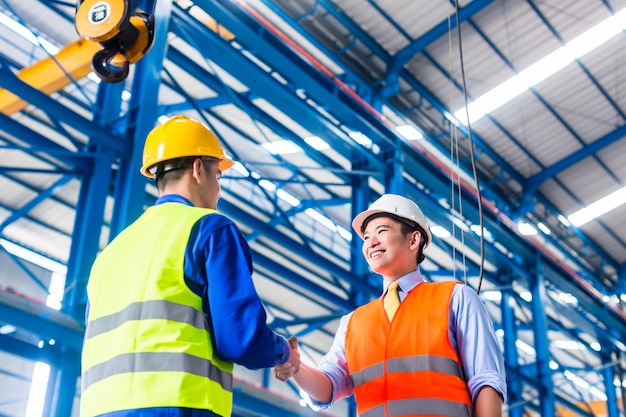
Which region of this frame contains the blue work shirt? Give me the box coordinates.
[92,194,289,417]
[312,270,507,409]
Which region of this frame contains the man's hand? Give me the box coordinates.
[273,336,300,381]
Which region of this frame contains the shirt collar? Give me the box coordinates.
[155,194,194,206]
[382,270,424,295]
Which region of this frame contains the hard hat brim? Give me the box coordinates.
[352,208,389,239]
[352,206,432,247]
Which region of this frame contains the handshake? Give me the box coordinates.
[273,335,300,382]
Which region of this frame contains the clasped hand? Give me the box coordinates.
[273,336,300,381]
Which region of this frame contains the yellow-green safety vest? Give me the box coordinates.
[81,203,233,417]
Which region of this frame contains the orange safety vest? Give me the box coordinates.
[345,281,474,417]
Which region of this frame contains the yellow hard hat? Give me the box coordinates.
[141,115,235,178]
[352,194,432,248]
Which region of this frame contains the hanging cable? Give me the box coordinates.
[453,0,485,294]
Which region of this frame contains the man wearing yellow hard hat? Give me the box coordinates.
[81,116,297,417]
[274,194,507,416]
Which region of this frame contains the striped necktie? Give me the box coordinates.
[384,281,401,320]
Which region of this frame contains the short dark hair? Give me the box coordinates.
[154,157,195,190]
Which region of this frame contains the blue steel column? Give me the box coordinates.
[42,350,58,417]
[61,147,113,416]
[49,346,81,417]
[108,0,172,238]
[602,349,619,417]
[501,285,522,417]
[350,167,373,308]
[529,256,555,415]
[64,77,127,320]
[65,148,115,320]
[385,143,403,195]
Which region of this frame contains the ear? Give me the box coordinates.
[409,230,421,249]
[191,158,204,183]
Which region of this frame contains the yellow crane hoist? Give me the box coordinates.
[75,0,155,83]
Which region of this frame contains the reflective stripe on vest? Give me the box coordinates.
[81,204,234,417]
[351,355,463,387]
[346,281,474,417]
[361,399,474,417]
[85,299,208,339]
[82,351,233,392]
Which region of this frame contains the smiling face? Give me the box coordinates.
[361,216,422,281]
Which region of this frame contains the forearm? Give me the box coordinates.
[292,363,333,404]
[474,386,503,417]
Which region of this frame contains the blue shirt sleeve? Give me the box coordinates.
[185,212,289,369]
[450,284,508,402]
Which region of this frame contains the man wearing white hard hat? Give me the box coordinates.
[274,194,506,416]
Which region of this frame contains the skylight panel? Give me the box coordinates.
[568,186,626,226]
[453,7,626,124]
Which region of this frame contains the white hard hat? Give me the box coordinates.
[352,194,432,247]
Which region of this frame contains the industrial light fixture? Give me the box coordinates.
[536,222,551,235]
[430,225,451,238]
[396,124,424,140]
[261,140,302,155]
[517,222,537,236]
[567,186,626,226]
[453,7,626,124]
[260,136,330,155]
[304,136,330,150]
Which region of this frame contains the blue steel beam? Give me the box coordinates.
[0,60,128,156]
[0,113,91,172]
[600,350,620,417]
[467,18,624,218]
[502,288,523,417]
[210,198,378,296]
[253,251,356,312]
[248,0,623,303]
[188,1,400,154]
[164,45,356,182]
[525,123,626,198]
[384,0,496,83]
[414,51,625,269]
[169,7,388,173]
[49,346,81,417]
[413,19,625,272]
[260,0,379,95]
[400,69,526,186]
[222,0,624,342]
[301,0,626,281]
[529,0,626,123]
[399,147,626,343]
[0,172,74,241]
[0,333,60,363]
[64,148,115,320]
[400,70,622,277]
[0,291,83,351]
[0,175,71,233]
[530,258,556,416]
